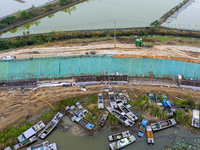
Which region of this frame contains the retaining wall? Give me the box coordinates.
[0,55,199,81]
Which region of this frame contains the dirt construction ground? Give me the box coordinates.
[1,38,200,130]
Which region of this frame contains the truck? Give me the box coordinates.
[135,38,154,47]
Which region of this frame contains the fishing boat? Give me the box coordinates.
[151,118,177,131]
[118,103,138,122]
[76,101,84,110]
[109,92,118,109]
[149,93,155,105]
[75,117,95,130]
[138,119,148,137]
[191,109,199,128]
[26,141,57,150]
[108,130,130,141]
[70,105,83,117]
[116,92,127,104]
[4,147,12,150]
[98,111,109,127]
[109,135,136,150]
[98,93,104,109]
[14,136,37,149]
[65,106,78,121]
[146,126,154,144]
[125,104,140,118]
[107,107,134,127]
[39,112,63,139]
[17,121,45,143]
[155,96,163,107]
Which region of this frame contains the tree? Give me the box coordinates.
[0,40,10,50]
[20,10,29,20]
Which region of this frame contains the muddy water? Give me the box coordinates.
[1,0,180,38]
[31,116,200,150]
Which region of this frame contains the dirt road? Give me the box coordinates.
[0,38,200,60]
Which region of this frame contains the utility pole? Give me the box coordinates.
[114,19,116,47]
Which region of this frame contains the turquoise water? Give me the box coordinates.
[1,0,180,38]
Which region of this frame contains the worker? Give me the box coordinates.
[109,80,111,85]
[101,80,103,85]
[3,84,6,88]
[52,78,54,83]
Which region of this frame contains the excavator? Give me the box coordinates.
[135,38,154,48]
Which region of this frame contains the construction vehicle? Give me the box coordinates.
[135,38,154,47]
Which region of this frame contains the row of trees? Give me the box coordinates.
[0,0,79,30]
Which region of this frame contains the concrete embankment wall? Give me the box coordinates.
[0,55,199,81]
[158,0,189,26]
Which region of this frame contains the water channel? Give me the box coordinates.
[1,0,180,38]
[162,0,200,31]
[29,116,200,150]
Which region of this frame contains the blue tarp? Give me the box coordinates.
[163,99,171,108]
[85,123,94,130]
[141,119,148,127]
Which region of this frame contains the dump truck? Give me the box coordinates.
[135,38,154,47]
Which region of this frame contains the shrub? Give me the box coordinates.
[0,40,10,50]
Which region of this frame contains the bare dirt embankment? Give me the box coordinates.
[0,38,200,60]
[0,84,200,130]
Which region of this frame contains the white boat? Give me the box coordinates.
[98,93,104,109]
[17,121,45,143]
[4,146,12,150]
[27,141,57,150]
[191,109,199,128]
[146,126,154,144]
[39,112,63,139]
[98,111,109,126]
[107,107,134,127]
[108,130,130,141]
[118,92,127,104]
[109,135,136,150]
[75,101,84,110]
[151,118,176,131]
[118,103,138,122]
[109,92,117,109]
[14,136,37,149]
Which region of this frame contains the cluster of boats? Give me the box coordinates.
[65,102,95,130]
[5,112,63,150]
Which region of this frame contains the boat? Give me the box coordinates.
[70,105,83,117]
[109,92,117,108]
[107,107,134,127]
[76,101,84,110]
[65,106,78,121]
[191,109,199,128]
[108,130,130,141]
[146,126,154,144]
[118,103,138,122]
[26,141,57,150]
[125,104,140,118]
[75,117,95,130]
[151,118,177,131]
[109,135,136,150]
[155,96,163,107]
[39,112,63,139]
[138,119,148,137]
[4,146,12,150]
[163,99,173,116]
[116,92,127,104]
[14,136,37,149]
[17,121,45,143]
[149,93,155,105]
[98,111,109,127]
[98,93,104,109]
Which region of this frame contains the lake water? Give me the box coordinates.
[30,116,200,150]
[162,0,200,31]
[1,0,180,38]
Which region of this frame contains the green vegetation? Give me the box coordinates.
[173,95,196,109]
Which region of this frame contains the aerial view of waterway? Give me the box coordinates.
[29,116,200,150]
[0,0,56,18]
[162,0,200,31]
[1,0,180,38]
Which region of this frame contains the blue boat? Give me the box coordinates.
[138,119,148,137]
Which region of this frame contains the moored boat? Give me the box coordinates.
[107,107,134,127]
[39,112,63,139]
[98,111,109,127]
[26,141,57,150]
[146,126,154,144]
[98,93,104,109]
[109,135,136,150]
[109,92,117,109]
[149,93,155,105]
[14,136,37,149]
[138,119,148,137]
[108,130,130,141]
[191,109,199,128]
[76,101,84,110]
[4,147,12,150]
[151,118,176,131]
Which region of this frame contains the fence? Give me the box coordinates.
[0,54,199,81]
